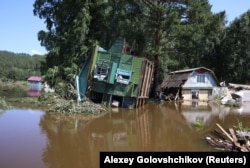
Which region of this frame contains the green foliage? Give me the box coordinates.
[217,10,250,83]
[54,82,77,100]
[95,0,226,88]
[169,0,226,70]
[0,51,45,81]
[33,0,91,75]
[0,97,12,110]
[32,0,250,99]
[194,118,204,130]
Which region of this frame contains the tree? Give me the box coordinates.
[102,0,225,95]
[167,0,226,70]
[33,0,226,98]
[0,51,44,81]
[218,10,250,83]
[33,0,91,87]
[119,0,187,96]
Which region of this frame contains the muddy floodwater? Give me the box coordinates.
[1,96,250,167]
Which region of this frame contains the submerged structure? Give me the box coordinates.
[27,76,43,97]
[159,67,220,103]
[76,38,154,108]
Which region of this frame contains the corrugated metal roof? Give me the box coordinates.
[27,76,42,82]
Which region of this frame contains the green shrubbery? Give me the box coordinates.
[0,97,12,110]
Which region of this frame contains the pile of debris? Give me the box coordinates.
[48,98,108,114]
[38,92,108,114]
[204,123,250,152]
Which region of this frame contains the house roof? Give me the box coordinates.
[27,76,42,82]
[161,73,190,88]
[160,67,219,89]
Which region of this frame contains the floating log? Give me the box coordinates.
[204,123,250,152]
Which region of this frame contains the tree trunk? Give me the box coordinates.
[150,28,161,97]
[151,54,160,98]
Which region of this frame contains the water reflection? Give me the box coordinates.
[38,102,250,167]
[0,102,250,168]
[181,101,250,129]
[40,113,96,168]
[27,89,41,97]
[0,108,46,168]
[37,103,207,167]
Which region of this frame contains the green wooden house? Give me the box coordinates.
[76,38,154,108]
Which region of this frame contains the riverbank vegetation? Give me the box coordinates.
[0,81,108,114]
[0,97,12,110]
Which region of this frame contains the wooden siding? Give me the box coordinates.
[183,71,218,88]
[136,59,154,107]
[77,38,154,108]
[92,53,152,98]
[91,54,154,107]
[119,55,133,69]
[131,57,143,84]
[182,89,211,101]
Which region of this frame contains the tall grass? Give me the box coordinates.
[0,97,12,109]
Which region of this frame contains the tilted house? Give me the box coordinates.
[76,38,154,108]
[159,67,220,102]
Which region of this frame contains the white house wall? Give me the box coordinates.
[183,71,218,88]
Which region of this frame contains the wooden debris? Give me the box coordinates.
[204,123,250,152]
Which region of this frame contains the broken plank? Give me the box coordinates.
[216,123,233,142]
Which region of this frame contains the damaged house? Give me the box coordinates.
[159,67,220,103]
[75,38,154,108]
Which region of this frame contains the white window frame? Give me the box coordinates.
[197,75,205,83]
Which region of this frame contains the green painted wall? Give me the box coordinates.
[131,57,143,84]
[92,54,144,97]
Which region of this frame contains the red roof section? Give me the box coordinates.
[27,76,42,82]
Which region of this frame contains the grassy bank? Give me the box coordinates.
[0,96,12,109]
[0,80,108,116]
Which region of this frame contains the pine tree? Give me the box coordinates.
[219,10,250,83]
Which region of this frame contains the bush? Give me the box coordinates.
[0,97,12,109]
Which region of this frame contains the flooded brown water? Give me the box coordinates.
[1,100,250,168]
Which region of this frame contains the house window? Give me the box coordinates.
[97,66,107,75]
[94,64,109,81]
[116,69,132,85]
[197,75,205,83]
[191,90,199,99]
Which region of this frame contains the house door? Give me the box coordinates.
[191,90,199,99]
